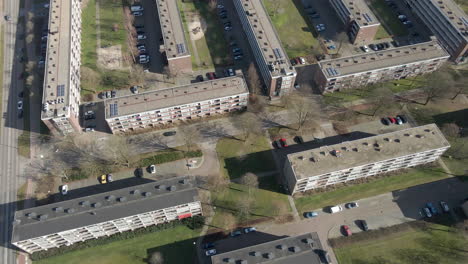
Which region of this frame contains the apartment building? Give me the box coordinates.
[12,177,202,254]
[41,0,82,136]
[211,233,325,264]
[405,0,468,64]
[155,0,192,73]
[315,40,449,93]
[283,124,450,194]
[329,0,380,44]
[233,0,297,98]
[104,76,249,133]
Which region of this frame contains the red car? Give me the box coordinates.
[342,225,352,236]
[388,117,397,124]
[206,72,216,80]
[280,138,288,147]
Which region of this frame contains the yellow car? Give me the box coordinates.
[100,175,107,184]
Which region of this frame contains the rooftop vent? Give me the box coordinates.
[65,208,75,213]
[303,238,314,244]
[143,192,152,197]
[276,244,287,250]
[53,207,63,212]
[92,202,102,208]
[250,251,261,257]
[352,148,359,152]
[131,190,140,195]
[239,260,247,264]
[80,201,90,207]
[264,253,275,259]
[39,214,48,221]
[156,184,166,190]
[290,246,301,253]
[106,195,116,201]
[117,197,127,202]
[26,212,37,218]
[298,156,304,160]
[168,186,176,192]
[394,138,400,143]
[332,150,342,157]
[223,258,235,263]
[415,134,424,138]
[179,179,188,185]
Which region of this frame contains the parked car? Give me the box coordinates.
[244,227,257,233]
[60,184,68,195]
[131,5,144,12]
[299,57,306,64]
[273,140,282,149]
[203,242,215,249]
[17,101,23,110]
[100,174,107,184]
[381,117,391,126]
[403,21,413,27]
[382,42,390,49]
[360,220,369,231]
[135,24,144,30]
[294,136,304,144]
[149,164,156,174]
[345,202,359,209]
[315,24,326,32]
[85,127,95,132]
[230,230,242,237]
[163,131,176,136]
[18,91,24,98]
[342,225,352,236]
[137,34,147,40]
[320,250,332,264]
[234,55,243,60]
[440,201,449,213]
[395,116,404,125]
[426,202,438,215]
[423,207,432,218]
[388,117,397,124]
[205,249,217,256]
[330,205,343,213]
[132,11,143,17]
[224,26,232,31]
[369,44,378,51]
[106,174,113,182]
[131,85,140,94]
[111,90,116,98]
[304,211,318,218]
[139,55,150,64]
[206,72,216,80]
[279,138,288,147]
[136,167,144,177]
[396,115,407,123]
[4,15,11,21]
[195,75,204,82]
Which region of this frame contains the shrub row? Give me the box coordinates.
[30,215,205,261]
[138,150,203,167]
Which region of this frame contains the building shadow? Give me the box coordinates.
[433,108,468,130]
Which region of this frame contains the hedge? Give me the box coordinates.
[138,150,203,167]
[30,215,205,261]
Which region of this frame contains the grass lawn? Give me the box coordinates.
[211,178,291,229]
[263,0,318,58]
[178,0,231,70]
[216,135,277,179]
[34,226,200,264]
[295,166,448,214]
[98,0,128,53]
[81,0,98,69]
[334,222,468,264]
[370,0,408,37]
[16,182,27,210]
[0,25,3,136]
[375,25,391,40]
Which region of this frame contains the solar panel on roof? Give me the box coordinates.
[273,48,283,59]
[57,85,65,97]
[109,103,119,117]
[176,43,185,54]
[363,13,373,23]
[325,67,340,77]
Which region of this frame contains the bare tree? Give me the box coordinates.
[223,213,237,231]
[231,112,262,141]
[178,124,201,152]
[272,200,289,217]
[246,62,262,94]
[248,94,267,113]
[130,64,146,85]
[81,67,101,93]
[269,0,282,17]
[286,93,320,131]
[204,174,229,193]
[335,32,349,55]
[102,136,138,167]
[441,123,460,138]
[419,66,455,105]
[148,251,164,264]
[240,172,259,196]
[367,85,395,117]
[236,196,253,220]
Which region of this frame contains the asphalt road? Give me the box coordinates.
[0,0,22,263]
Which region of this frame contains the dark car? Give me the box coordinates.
[111,90,116,98]
[294,136,304,144]
[163,131,176,136]
[280,138,288,147]
[396,115,407,123]
[376,43,385,50]
[230,230,242,237]
[203,242,215,249]
[426,202,438,215]
[135,168,144,177]
[369,44,378,51]
[206,72,216,80]
[135,25,144,30]
[382,42,390,49]
[381,117,391,126]
[360,220,369,231]
[320,250,332,264]
[195,75,204,82]
[18,91,24,98]
[273,140,282,149]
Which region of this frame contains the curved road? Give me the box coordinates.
[1,0,22,263]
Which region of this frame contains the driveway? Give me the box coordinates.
[255,177,468,264]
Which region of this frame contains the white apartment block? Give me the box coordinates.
[283,124,450,194]
[233,0,296,98]
[12,177,202,254]
[41,0,82,136]
[105,76,249,133]
[315,40,449,92]
[405,0,468,64]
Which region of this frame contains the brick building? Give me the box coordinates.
[41,0,82,135]
[329,0,380,44]
[233,0,297,98]
[104,76,249,133]
[405,0,468,64]
[315,40,449,93]
[283,124,450,194]
[12,177,202,254]
[155,0,192,74]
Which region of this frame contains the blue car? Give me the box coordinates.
[304,211,318,218]
[426,202,438,215]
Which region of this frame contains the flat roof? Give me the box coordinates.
[41,0,73,119]
[12,177,198,242]
[426,0,468,38]
[155,0,190,59]
[287,124,450,180]
[334,0,380,26]
[237,0,296,78]
[319,41,449,79]
[104,76,249,119]
[211,233,324,264]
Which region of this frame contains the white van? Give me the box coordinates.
[330,205,343,213]
[131,5,143,12]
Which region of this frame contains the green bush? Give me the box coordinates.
[30,215,205,261]
[139,150,203,167]
[185,150,203,158]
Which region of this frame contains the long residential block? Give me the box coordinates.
[41,0,82,135]
[104,76,249,133]
[283,124,450,194]
[211,232,325,264]
[233,0,297,97]
[315,40,449,93]
[155,0,192,73]
[329,0,380,44]
[405,0,468,64]
[12,177,202,254]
